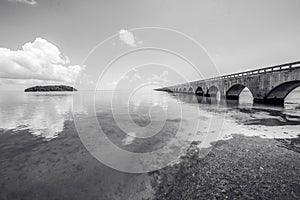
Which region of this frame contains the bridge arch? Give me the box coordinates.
[226,84,254,100]
[183,88,187,93]
[207,85,219,98]
[195,87,204,96]
[188,87,194,94]
[206,85,220,104]
[226,84,246,100]
[179,88,182,92]
[226,84,254,105]
[266,81,300,102]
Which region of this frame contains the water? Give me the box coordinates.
[0,92,74,139]
[1,90,300,199]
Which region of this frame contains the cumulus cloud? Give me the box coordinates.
[129,71,141,82]
[118,29,143,47]
[148,71,171,83]
[8,0,37,5]
[120,75,129,80]
[0,37,84,83]
[106,81,118,87]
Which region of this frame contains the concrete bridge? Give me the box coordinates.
[156,61,300,106]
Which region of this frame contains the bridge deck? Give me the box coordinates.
[171,61,300,88]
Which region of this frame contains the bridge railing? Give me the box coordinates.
[220,61,300,80]
[197,61,300,82]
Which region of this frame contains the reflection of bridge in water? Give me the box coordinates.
[156,61,300,106]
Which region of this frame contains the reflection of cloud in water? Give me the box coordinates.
[0,92,75,140]
[122,132,136,145]
[130,91,169,112]
[190,109,300,150]
[171,92,300,150]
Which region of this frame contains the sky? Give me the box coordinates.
[0,0,300,90]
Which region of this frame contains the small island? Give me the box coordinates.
[24,85,77,92]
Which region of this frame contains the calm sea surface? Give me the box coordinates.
[0,89,300,199]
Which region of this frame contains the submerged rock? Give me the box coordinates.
[24,85,77,92]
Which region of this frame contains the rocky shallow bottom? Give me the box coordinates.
[150,135,300,200]
[0,121,300,200]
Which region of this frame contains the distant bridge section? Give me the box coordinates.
[156,61,300,106]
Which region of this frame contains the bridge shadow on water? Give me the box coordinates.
[171,92,244,108]
[169,91,300,127]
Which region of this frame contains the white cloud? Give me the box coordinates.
[8,0,37,5]
[107,81,118,86]
[137,41,143,45]
[118,29,143,47]
[148,71,171,83]
[129,72,141,82]
[120,75,129,80]
[0,37,84,83]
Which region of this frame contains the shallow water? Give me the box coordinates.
[0,90,300,199]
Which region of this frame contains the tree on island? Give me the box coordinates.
[24,85,77,92]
